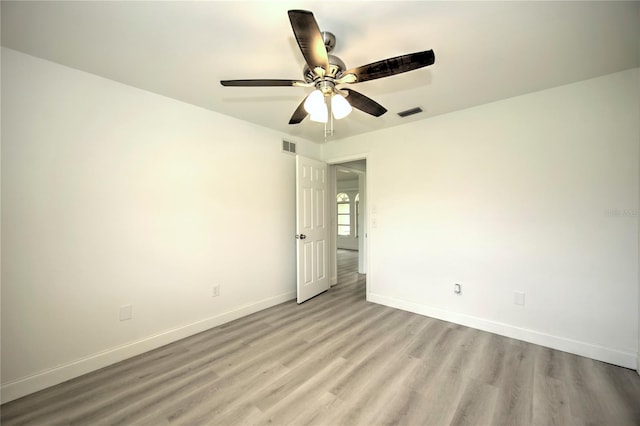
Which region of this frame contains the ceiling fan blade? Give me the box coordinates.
[342,50,435,83]
[220,79,307,87]
[289,95,309,124]
[343,89,387,117]
[288,10,329,76]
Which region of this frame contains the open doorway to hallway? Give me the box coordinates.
[333,159,366,296]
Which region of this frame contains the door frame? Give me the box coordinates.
[326,153,370,300]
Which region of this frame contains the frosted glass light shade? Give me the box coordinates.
[310,104,328,123]
[331,93,352,119]
[304,89,328,123]
[304,90,324,114]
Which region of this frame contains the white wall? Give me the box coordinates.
[0,48,321,402]
[323,68,640,369]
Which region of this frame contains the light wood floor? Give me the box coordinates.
[2,249,640,425]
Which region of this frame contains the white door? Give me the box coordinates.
[296,155,329,303]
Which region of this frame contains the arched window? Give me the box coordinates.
[337,192,350,203]
[337,192,350,236]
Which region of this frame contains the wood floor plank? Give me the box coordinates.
[290,390,343,426]
[449,378,500,426]
[2,249,639,426]
[356,356,424,425]
[400,357,469,425]
[532,372,580,425]
[258,357,348,425]
[490,340,536,425]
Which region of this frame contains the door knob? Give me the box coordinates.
[296,234,307,240]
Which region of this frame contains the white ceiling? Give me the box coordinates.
[2,1,639,144]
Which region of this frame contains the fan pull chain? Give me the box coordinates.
[324,94,334,140]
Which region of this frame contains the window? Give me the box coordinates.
[337,192,350,236]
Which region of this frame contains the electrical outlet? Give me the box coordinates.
[514,291,525,306]
[212,285,220,298]
[454,283,462,295]
[119,305,132,321]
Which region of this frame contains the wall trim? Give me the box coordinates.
[367,292,637,370]
[1,291,295,404]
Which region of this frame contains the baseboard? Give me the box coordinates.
[367,293,637,370]
[637,352,640,376]
[1,291,296,404]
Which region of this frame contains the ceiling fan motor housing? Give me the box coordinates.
[302,31,345,90]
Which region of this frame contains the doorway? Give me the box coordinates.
[329,158,367,296]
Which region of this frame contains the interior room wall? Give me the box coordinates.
[323,68,640,369]
[0,48,321,402]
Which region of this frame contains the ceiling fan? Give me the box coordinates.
[220,10,435,126]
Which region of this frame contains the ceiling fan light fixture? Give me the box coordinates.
[304,89,325,113]
[305,89,328,123]
[220,10,436,135]
[331,93,352,119]
[309,105,328,123]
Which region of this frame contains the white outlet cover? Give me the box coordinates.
[514,292,525,306]
[119,304,133,321]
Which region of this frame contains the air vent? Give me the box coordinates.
[282,140,296,154]
[397,107,423,118]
